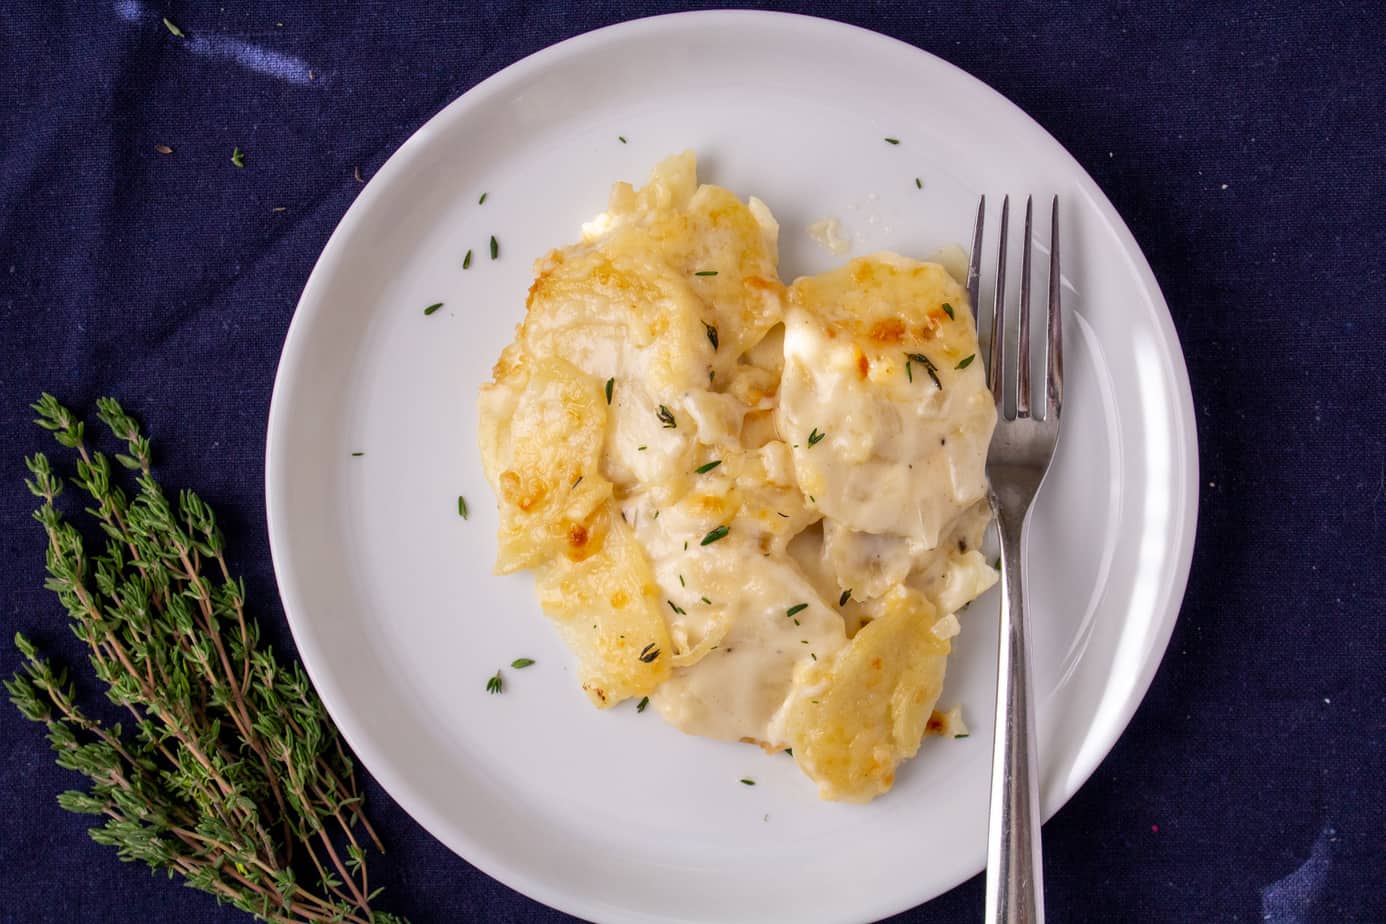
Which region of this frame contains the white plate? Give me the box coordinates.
[266,12,1198,923]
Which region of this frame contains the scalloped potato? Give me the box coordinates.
[477,154,997,801]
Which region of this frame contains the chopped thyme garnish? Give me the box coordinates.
[424,302,443,316]
[906,359,913,382]
[489,235,499,260]
[704,321,719,350]
[776,511,789,518]
[915,177,923,189]
[694,270,718,276]
[694,460,722,474]
[619,136,627,144]
[457,496,469,518]
[478,192,488,204]
[571,475,583,488]
[605,377,614,404]
[884,137,900,145]
[839,589,852,606]
[637,696,649,713]
[463,249,473,269]
[162,17,185,38]
[678,574,685,586]
[906,352,942,388]
[638,643,661,663]
[701,596,712,605]
[230,147,245,168]
[510,658,535,669]
[807,428,825,447]
[667,600,686,615]
[485,671,502,694]
[700,524,730,546]
[942,302,956,320]
[955,733,970,739]
[740,778,756,786]
[637,445,647,451]
[350,451,364,457]
[810,652,817,661]
[657,405,677,428]
[956,354,976,369]
[684,540,689,550]
[786,603,808,618]
[784,748,792,756]
[652,509,659,519]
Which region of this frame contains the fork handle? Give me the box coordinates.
[985,505,1045,924]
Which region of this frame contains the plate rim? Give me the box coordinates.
[265,9,1199,921]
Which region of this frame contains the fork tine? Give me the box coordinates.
[967,195,985,332]
[987,196,1009,408]
[1046,196,1063,420]
[1016,197,1034,418]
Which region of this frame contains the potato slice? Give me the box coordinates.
[535,508,672,707]
[782,585,950,802]
[479,355,614,573]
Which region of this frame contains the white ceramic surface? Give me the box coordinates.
[265,12,1198,923]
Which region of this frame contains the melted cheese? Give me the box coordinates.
[477,154,998,801]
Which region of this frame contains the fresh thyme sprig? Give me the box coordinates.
[6,395,403,924]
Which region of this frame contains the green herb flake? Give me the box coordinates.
[700,524,730,546]
[942,302,956,321]
[694,459,722,475]
[350,451,364,457]
[457,496,469,519]
[956,353,976,369]
[954,733,970,739]
[424,302,443,316]
[807,428,825,447]
[915,177,923,189]
[906,352,942,389]
[619,136,628,144]
[694,270,718,276]
[637,445,647,451]
[906,359,913,382]
[163,17,185,38]
[657,405,677,429]
[667,600,686,615]
[678,574,685,586]
[230,147,245,168]
[784,748,793,756]
[478,192,488,205]
[740,778,756,786]
[489,235,499,260]
[701,596,712,605]
[605,377,614,405]
[884,137,900,145]
[463,249,473,269]
[637,696,649,713]
[810,652,817,661]
[786,603,809,618]
[511,658,535,669]
[486,671,502,694]
[839,589,852,606]
[638,643,661,663]
[704,321,719,350]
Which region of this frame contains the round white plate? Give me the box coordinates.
[266,12,1197,923]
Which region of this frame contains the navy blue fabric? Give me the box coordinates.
[2,2,1383,921]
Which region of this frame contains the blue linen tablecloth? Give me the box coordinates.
[2,2,1383,921]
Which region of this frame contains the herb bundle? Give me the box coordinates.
[6,396,401,923]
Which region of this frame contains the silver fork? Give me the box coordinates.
[968,195,1063,924]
